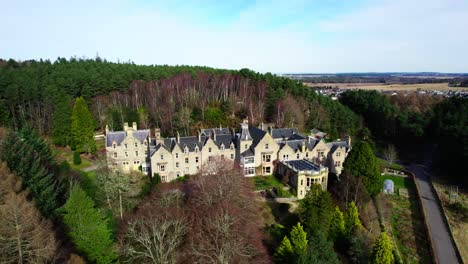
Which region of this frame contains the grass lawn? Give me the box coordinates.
[380,175,412,191]
[252,175,284,190]
[377,157,405,171]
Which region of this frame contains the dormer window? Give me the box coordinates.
[296,153,300,159]
[336,152,341,157]
[135,143,138,147]
[125,152,128,157]
[244,144,248,149]
[113,153,117,158]
[208,147,212,153]
[230,144,234,150]
[124,144,128,148]
[195,147,199,153]
[175,153,179,159]
[160,154,164,160]
[113,143,116,149]
[184,148,189,154]
[265,144,269,150]
[220,144,225,150]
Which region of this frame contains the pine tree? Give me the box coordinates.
[343,141,380,197]
[329,206,346,242]
[371,232,394,264]
[61,186,117,264]
[51,90,72,146]
[290,222,308,254]
[71,97,96,154]
[299,185,334,236]
[345,201,362,236]
[297,230,339,264]
[275,236,293,261]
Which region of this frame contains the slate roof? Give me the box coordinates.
[106,129,150,147]
[241,148,255,157]
[248,125,266,148]
[149,131,236,157]
[279,138,318,152]
[327,140,350,153]
[200,128,231,136]
[106,131,126,147]
[271,128,300,140]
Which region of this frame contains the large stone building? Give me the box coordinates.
[105,120,351,198]
[105,122,150,173]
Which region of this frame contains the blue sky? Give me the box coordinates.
[1,0,467,73]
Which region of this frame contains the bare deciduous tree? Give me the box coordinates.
[383,144,398,164]
[0,192,57,263]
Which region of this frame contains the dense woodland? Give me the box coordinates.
[340,90,467,187]
[0,58,359,139]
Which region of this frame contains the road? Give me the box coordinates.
[408,164,460,264]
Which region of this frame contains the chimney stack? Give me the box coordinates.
[176,131,180,143]
[132,122,137,130]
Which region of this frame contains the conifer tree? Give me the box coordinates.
[71,97,96,154]
[345,201,362,236]
[329,206,346,242]
[371,232,394,264]
[297,231,339,264]
[290,222,308,254]
[62,186,116,264]
[343,141,380,197]
[275,236,294,261]
[51,91,72,146]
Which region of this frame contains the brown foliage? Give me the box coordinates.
[387,92,443,113]
[0,163,58,263]
[93,72,268,134]
[118,163,269,263]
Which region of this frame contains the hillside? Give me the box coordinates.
[0,58,360,138]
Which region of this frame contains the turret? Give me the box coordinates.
[239,119,253,153]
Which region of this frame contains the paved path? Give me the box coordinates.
[408,164,460,264]
[82,165,98,172]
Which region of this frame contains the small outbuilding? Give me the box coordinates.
[383,179,395,194]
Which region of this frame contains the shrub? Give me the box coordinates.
[73,151,82,165]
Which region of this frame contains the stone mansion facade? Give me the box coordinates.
[105,121,351,193]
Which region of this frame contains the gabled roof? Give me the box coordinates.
[178,136,204,152]
[106,131,126,147]
[248,125,267,148]
[279,138,318,152]
[327,140,350,153]
[106,129,149,147]
[271,128,300,140]
[241,148,255,157]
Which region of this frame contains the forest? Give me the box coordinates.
[340,90,467,187]
[0,58,359,139]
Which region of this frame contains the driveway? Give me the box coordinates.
[408,164,460,264]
